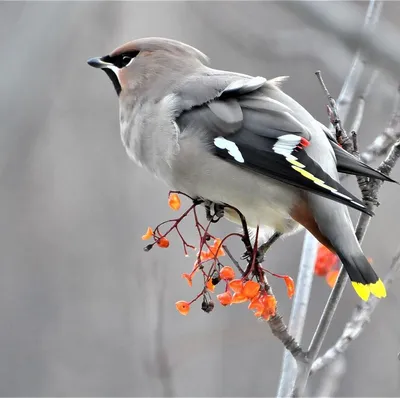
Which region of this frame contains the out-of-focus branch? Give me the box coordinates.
[313,355,347,398]
[350,70,380,135]
[311,245,400,374]
[282,1,400,80]
[362,84,400,163]
[188,2,352,81]
[276,232,318,397]
[334,0,383,125]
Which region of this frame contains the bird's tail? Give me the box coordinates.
[335,250,386,301]
[307,196,387,301]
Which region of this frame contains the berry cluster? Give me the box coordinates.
[142,191,296,321]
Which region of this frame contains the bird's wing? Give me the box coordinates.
[174,72,372,215]
[317,121,397,183]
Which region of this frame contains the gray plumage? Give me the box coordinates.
[88,37,393,300]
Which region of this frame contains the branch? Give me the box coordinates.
[276,232,319,397]
[293,138,400,397]
[276,3,383,395]
[311,246,400,374]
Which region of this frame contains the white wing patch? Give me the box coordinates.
[214,137,244,163]
[272,134,301,157]
[273,134,305,168]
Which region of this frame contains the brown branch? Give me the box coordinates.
[315,70,352,151]
[268,313,307,362]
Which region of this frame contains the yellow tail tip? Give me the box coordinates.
[370,279,387,298]
[351,279,387,301]
[351,282,370,301]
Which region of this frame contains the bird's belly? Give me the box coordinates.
[170,148,300,235]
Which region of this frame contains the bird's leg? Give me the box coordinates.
[204,200,225,223]
[256,232,282,263]
[241,231,282,265]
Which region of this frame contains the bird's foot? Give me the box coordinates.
[204,200,225,223]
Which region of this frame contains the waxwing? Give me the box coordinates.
[88,37,395,301]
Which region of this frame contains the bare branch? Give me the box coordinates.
[268,313,307,363]
[315,70,351,150]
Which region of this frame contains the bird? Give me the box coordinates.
[87,37,395,301]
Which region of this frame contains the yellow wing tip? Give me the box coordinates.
[351,279,387,301]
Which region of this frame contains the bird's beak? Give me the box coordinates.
[87,56,111,69]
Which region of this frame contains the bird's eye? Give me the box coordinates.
[121,56,132,67]
[106,51,139,69]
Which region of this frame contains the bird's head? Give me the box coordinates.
[87,37,209,97]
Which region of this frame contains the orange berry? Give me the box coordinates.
[182,273,193,287]
[283,276,295,299]
[157,237,170,248]
[219,266,235,280]
[175,300,190,316]
[141,227,153,241]
[168,193,181,211]
[248,295,264,313]
[206,278,215,292]
[261,295,277,320]
[211,238,225,257]
[200,251,212,261]
[325,270,339,288]
[231,293,248,304]
[229,279,244,294]
[314,244,338,276]
[217,291,232,306]
[243,280,260,299]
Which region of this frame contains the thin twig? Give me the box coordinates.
[222,244,245,276]
[315,71,351,149]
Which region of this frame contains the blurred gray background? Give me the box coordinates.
[1,1,399,397]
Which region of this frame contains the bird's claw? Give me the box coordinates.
[205,200,225,223]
